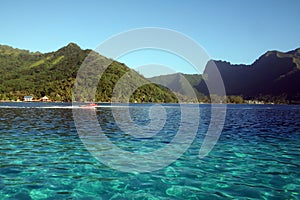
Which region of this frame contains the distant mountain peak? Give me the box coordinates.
[66,42,81,49]
[57,42,83,55]
[263,48,300,59]
[286,48,300,57]
[0,44,34,55]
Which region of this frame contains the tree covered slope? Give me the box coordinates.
[0,43,177,102]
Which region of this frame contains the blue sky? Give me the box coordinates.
[1,0,300,76]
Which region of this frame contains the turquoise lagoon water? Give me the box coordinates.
[0,102,299,199]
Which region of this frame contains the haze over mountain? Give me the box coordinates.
[150,48,300,103]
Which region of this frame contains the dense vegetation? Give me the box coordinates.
[208,49,300,104]
[2,43,299,104]
[0,43,178,103]
[150,48,300,104]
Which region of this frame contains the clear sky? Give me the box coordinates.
[1,0,300,76]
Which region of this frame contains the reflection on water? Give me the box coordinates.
[0,103,299,199]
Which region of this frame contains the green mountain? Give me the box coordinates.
[3,43,299,103]
[0,43,177,103]
[208,48,300,103]
[149,73,204,97]
[150,48,300,103]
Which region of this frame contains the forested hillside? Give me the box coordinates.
[150,48,300,104]
[3,43,299,104]
[0,43,178,102]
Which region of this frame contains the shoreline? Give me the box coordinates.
[0,101,298,105]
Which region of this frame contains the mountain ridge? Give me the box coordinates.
[1,43,300,103]
[0,43,178,103]
[150,48,300,103]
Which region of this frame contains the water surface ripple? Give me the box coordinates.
[0,103,299,199]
